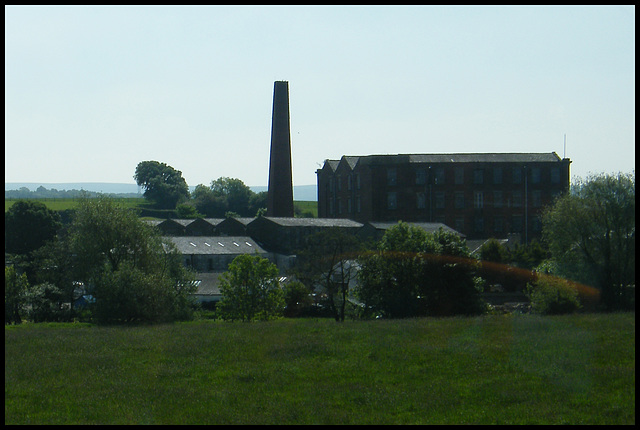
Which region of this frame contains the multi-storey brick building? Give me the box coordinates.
[316,153,571,242]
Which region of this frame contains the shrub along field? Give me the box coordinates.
[4,313,635,425]
[5,198,317,218]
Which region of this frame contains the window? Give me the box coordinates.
[551,168,560,184]
[511,191,522,208]
[493,191,503,208]
[493,167,503,184]
[387,192,397,210]
[356,173,361,189]
[347,174,352,190]
[512,167,522,184]
[356,196,361,213]
[455,217,465,233]
[493,216,504,233]
[474,191,484,209]
[416,192,426,209]
[415,169,426,185]
[532,190,542,208]
[454,192,465,209]
[511,215,523,233]
[387,168,397,186]
[454,167,464,185]
[474,217,484,233]
[347,197,352,213]
[435,191,445,209]
[531,167,541,184]
[434,167,445,185]
[474,169,484,185]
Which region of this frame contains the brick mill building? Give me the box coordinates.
[316,152,571,242]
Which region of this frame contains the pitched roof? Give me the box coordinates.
[324,152,565,168]
[258,217,363,228]
[163,236,266,255]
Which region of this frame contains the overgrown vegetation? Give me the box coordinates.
[4,313,635,424]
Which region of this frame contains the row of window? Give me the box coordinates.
[327,189,555,217]
[328,165,564,191]
[390,166,562,186]
[398,189,553,210]
[454,214,543,234]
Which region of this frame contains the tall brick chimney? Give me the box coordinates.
[267,81,294,217]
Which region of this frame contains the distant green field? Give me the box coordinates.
[294,200,318,217]
[5,198,318,217]
[4,313,635,424]
[4,198,145,212]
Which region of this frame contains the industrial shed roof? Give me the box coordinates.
[256,217,363,228]
[325,152,566,168]
[163,236,266,255]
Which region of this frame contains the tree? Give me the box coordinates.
[542,172,635,311]
[356,222,484,318]
[217,254,284,321]
[134,161,190,209]
[210,177,253,216]
[294,228,364,322]
[67,196,196,323]
[192,184,228,217]
[5,200,61,256]
[282,280,314,317]
[5,266,29,324]
[191,178,267,217]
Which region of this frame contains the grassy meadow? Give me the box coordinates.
[5,198,318,218]
[4,313,635,425]
[4,197,145,213]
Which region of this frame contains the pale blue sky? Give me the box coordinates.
[5,5,635,187]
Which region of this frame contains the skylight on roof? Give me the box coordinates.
[189,242,197,247]
[218,242,224,247]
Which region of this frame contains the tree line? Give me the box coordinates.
[134,160,269,218]
[5,170,635,324]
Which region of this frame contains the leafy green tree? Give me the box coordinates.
[542,172,635,311]
[218,254,284,321]
[477,238,538,292]
[24,282,67,323]
[294,228,364,322]
[356,222,483,318]
[5,266,29,324]
[5,200,61,256]
[134,161,190,209]
[526,275,582,315]
[249,191,268,217]
[282,280,314,317]
[192,184,228,217]
[31,232,79,317]
[176,203,203,219]
[210,177,253,216]
[191,178,266,217]
[68,196,196,323]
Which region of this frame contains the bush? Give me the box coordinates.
[526,275,582,315]
[24,282,70,323]
[283,280,314,317]
[218,254,284,321]
[92,263,195,324]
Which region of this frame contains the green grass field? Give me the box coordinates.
[4,198,146,212]
[5,198,317,217]
[4,313,635,424]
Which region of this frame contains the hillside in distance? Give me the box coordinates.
[5,183,318,201]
